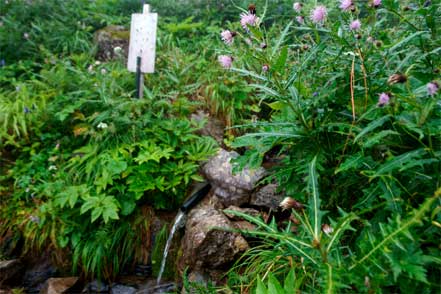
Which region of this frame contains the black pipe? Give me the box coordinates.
[180,183,211,213]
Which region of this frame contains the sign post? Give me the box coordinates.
[128,3,158,98]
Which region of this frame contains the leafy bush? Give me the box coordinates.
[1,1,220,280]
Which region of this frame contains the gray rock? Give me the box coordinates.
[202,149,266,207]
[94,25,129,62]
[110,284,137,294]
[233,220,256,231]
[0,259,23,287]
[179,206,248,271]
[250,184,283,210]
[83,280,109,293]
[136,281,176,294]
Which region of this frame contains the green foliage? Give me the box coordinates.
[0,0,221,281]
[221,1,441,292]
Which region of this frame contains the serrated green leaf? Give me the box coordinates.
[354,115,391,143]
[335,153,363,174]
[272,46,288,73]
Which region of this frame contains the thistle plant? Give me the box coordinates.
[219,1,441,292]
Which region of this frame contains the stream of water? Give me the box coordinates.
[156,210,186,285]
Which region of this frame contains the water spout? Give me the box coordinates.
[180,183,211,213]
[156,182,211,285]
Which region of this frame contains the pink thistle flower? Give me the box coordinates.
[377,92,390,107]
[372,0,381,7]
[262,64,269,72]
[339,0,353,11]
[218,55,233,69]
[310,5,328,24]
[240,12,259,30]
[221,30,235,45]
[293,2,302,12]
[427,82,439,96]
[350,19,361,31]
[296,16,305,24]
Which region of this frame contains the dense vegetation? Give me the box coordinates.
[1,0,440,293]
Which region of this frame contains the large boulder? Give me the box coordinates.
[223,206,260,220]
[94,25,129,62]
[202,149,266,207]
[250,183,284,210]
[179,206,248,272]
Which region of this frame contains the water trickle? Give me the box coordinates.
[156,211,186,285]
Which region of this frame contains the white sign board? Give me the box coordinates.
[127,5,158,73]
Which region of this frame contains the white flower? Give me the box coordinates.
[322,224,333,235]
[97,122,108,129]
[113,46,123,55]
[48,165,57,171]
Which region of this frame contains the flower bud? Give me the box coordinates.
[279,197,304,211]
[248,4,256,15]
[387,73,407,85]
[322,224,333,235]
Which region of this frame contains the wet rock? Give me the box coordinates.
[223,206,260,220]
[202,149,266,207]
[94,25,129,62]
[83,280,109,293]
[40,277,78,294]
[136,280,176,294]
[250,184,283,210]
[179,206,248,271]
[0,259,23,287]
[191,110,225,145]
[110,284,137,294]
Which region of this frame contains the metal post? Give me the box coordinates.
[136,56,143,99]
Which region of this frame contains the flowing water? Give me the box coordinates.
[156,210,186,285]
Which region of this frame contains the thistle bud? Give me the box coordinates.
[387,73,407,84]
[279,197,304,211]
[248,4,256,15]
[322,224,333,235]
